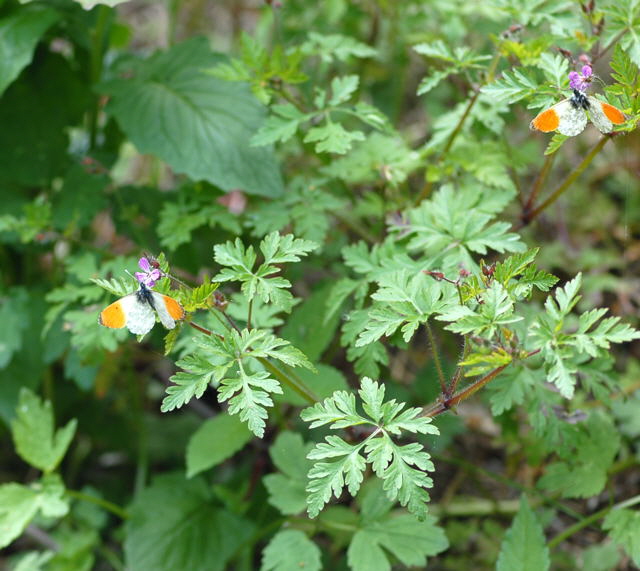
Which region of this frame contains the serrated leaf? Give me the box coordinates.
[602,509,640,566]
[496,496,550,571]
[304,123,365,154]
[11,389,77,473]
[481,68,540,103]
[329,75,359,106]
[261,530,321,571]
[218,369,282,438]
[101,38,283,197]
[0,474,68,550]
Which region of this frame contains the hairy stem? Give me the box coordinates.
[520,136,609,227]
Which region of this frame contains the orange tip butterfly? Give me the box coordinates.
[99,282,185,335]
[530,89,626,136]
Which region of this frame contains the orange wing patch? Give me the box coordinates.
[530,108,560,132]
[162,295,186,321]
[600,102,625,124]
[99,301,126,329]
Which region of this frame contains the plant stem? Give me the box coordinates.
[520,136,609,227]
[66,489,129,520]
[548,503,612,549]
[523,151,556,212]
[258,357,318,404]
[426,323,447,394]
[423,349,540,417]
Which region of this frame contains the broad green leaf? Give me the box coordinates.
[124,474,254,571]
[11,388,77,473]
[602,508,640,566]
[496,496,550,571]
[263,432,313,515]
[101,37,283,197]
[186,413,252,478]
[261,530,321,571]
[11,551,54,571]
[0,4,60,96]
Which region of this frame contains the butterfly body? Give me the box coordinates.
[530,89,625,136]
[99,283,185,335]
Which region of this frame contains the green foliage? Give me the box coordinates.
[496,496,550,571]
[101,37,284,197]
[0,3,60,96]
[602,508,640,566]
[185,413,252,478]
[302,378,439,519]
[11,389,77,473]
[2,0,640,568]
[414,40,491,95]
[214,231,318,312]
[261,529,322,571]
[531,274,640,398]
[346,481,449,571]
[124,474,254,571]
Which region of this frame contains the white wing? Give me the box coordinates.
[587,96,616,133]
[118,294,156,335]
[150,291,178,330]
[554,100,588,136]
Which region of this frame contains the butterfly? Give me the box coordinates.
[530,89,625,136]
[99,282,185,335]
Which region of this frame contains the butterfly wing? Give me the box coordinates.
[99,293,156,335]
[587,96,626,134]
[530,99,587,136]
[150,291,185,330]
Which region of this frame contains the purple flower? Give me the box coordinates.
[568,64,593,92]
[135,257,163,287]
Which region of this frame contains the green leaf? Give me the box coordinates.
[349,516,448,571]
[0,4,60,96]
[261,529,321,571]
[124,474,254,571]
[329,75,359,106]
[11,388,77,473]
[299,32,378,62]
[161,353,216,413]
[251,103,308,146]
[218,369,282,438]
[214,232,317,312]
[397,184,525,268]
[263,432,314,515]
[186,413,253,478]
[440,282,522,339]
[101,37,283,197]
[602,508,640,566]
[496,496,550,571]
[0,474,69,549]
[481,67,540,103]
[602,1,640,67]
[538,414,620,498]
[0,287,30,367]
[304,122,365,154]
[302,378,438,519]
